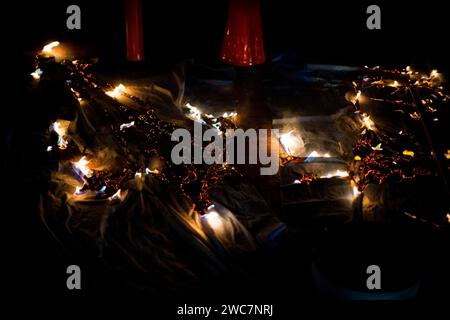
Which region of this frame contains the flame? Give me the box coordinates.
[304,150,331,162]
[185,103,203,122]
[42,41,60,54]
[73,156,93,178]
[354,155,361,161]
[444,150,450,160]
[222,112,237,118]
[361,114,376,131]
[52,120,70,149]
[402,150,415,157]
[202,205,224,232]
[320,169,349,179]
[106,84,126,98]
[352,186,361,199]
[74,186,84,195]
[119,121,135,130]
[108,189,123,201]
[390,80,400,88]
[371,143,383,151]
[145,168,159,175]
[447,213,450,223]
[30,68,42,80]
[279,130,305,157]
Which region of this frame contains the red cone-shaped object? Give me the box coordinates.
[221,0,266,67]
[125,0,144,61]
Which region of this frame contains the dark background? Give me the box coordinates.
[3,0,450,311]
[7,0,450,73]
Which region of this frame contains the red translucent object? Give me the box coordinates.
[221,0,266,67]
[125,0,144,61]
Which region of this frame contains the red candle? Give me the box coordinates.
[125,0,144,61]
[221,0,266,67]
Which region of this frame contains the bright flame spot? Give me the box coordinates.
[304,151,332,162]
[390,80,400,87]
[119,121,135,130]
[371,143,383,151]
[106,84,126,98]
[430,69,439,79]
[42,41,60,54]
[145,168,159,175]
[52,120,70,150]
[108,189,122,201]
[74,186,84,195]
[222,112,237,118]
[279,130,304,157]
[30,68,43,80]
[354,155,361,161]
[444,150,450,160]
[202,205,224,232]
[185,103,204,122]
[46,146,53,152]
[361,114,376,131]
[352,186,361,199]
[447,213,450,223]
[73,156,93,178]
[293,179,301,184]
[320,169,349,179]
[403,150,415,157]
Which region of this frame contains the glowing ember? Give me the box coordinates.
[402,150,415,157]
[52,120,70,150]
[320,169,349,179]
[73,156,93,178]
[119,121,135,130]
[293,179,301,184]
[447,213,450,223]
[279,130,304,157]
[354,155,361,161]
[106,84,126,98]
[42,41,60,54]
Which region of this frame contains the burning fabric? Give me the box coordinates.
[25,42,450,294]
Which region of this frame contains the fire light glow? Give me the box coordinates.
[279,130,304,157]
[52,120,70,150]
[320,169,349,179]
[120,121,135,130]
[186,103,204,122]
[106,84,126,98]
[42,41,60,54]
[73,156,93,178]
[361,114,376,131]
[202,205,224,232]
[30,68,43,80]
